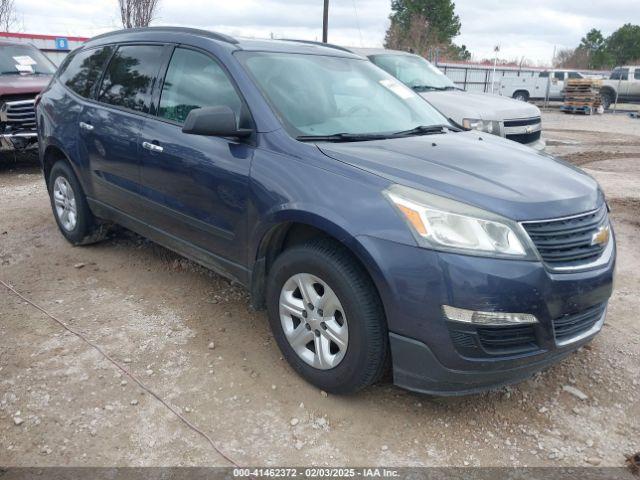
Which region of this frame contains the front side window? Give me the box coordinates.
[237,52,448,138]
[610,68,629,80]
[158,48,244,125]
[98,45,164,113]
[554,72,565,80]
[539,71,549,78]
[59,46,114,98]
[567,72,583,79]
[369,54,456,91]
[635,69,640,80]
[0,44,56,76]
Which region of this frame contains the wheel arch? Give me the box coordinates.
[249,211,389,320]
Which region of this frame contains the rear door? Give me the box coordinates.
[630,68,640,99]
[609,68,630,100]
[78,44,169,215]
[137,46,254,268]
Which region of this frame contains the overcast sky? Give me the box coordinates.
[15,0,639,65]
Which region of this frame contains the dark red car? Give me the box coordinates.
[0,41,56,153]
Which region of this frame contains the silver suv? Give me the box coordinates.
[349,48,545,151]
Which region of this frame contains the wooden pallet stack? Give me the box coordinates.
[561,79,603,115]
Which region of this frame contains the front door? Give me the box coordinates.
[138,47,254,273]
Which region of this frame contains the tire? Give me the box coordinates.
[47,160,108,245]
[600,90,614,110]
[266,238,389,394]
[513,90,529,102]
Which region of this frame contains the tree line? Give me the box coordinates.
[555,24,640,70]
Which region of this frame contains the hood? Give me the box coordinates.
[0,74,52,97]
[317,131,601,221]
[419,90,540,123]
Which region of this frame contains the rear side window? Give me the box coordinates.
[554,72,565,80]
[98,45,164,113]
[538,71,549,78]
[59,46,114,98]
[635,69,640,80]
[158,48,244,125]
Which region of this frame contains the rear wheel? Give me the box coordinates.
[513,90,529,102]
[48,160,108,245]
[266,239,389,394]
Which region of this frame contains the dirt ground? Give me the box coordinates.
[1,111,639,469]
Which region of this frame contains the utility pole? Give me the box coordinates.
[322,0,329,43]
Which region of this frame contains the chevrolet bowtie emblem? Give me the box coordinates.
[591,225,610,247]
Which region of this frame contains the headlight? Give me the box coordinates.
[462,118,501,135]
[384,185,535,258]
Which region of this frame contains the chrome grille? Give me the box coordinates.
[522,205,610,268]
[504,116,541,144]
[0,98,37,132]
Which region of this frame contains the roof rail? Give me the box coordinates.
[88,26,238,45]
[278,38,353,53]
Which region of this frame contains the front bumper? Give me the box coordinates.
[358,235,615,395]
[525,138,546,151]
[0,132,38,151]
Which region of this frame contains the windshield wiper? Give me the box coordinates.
[392,124,460,137]
[296,132,391,142]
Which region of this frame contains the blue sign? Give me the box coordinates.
[55,37,69,50]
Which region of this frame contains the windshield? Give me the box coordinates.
[236,51,449,138]
[369,54,456,91]
[0,45,56,75]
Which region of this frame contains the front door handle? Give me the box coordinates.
[142,141,164,153]
[79,121,94,131]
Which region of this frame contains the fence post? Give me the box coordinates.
[484,69,490,93]
[463,68,468,91]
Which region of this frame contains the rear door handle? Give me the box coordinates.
[79,121,94,131]
[142,141,163,153]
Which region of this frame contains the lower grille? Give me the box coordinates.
[522,205,610,269]
[0,98,37,133]
[553,303,606,343]
[477,324,538,354]
[504,116,541,144]
[449,323,538,357]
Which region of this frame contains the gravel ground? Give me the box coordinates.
[0,111,638,469]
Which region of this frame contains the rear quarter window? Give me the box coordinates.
[58,46,114,98]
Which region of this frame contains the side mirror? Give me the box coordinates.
[182,106,252,138]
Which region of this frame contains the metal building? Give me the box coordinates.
[0,32,88,65]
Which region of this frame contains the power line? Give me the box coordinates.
[352,0,363,47]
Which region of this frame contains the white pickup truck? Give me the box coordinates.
[600,66,640,109]
[499,70,586,102]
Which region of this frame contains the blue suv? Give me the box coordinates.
[37,28,615,395]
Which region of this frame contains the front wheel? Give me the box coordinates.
[266,239,389,394]
[600,90,614,110]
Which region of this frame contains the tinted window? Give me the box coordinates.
[98,45,164,113]
[635,69,640,80]
[554,72,565,80]
[59,46,114,98]
[539,71,549,78]
[610,68,629,80]
[567,72,582,79]
[158,48,244,125]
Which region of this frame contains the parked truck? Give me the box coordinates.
[599,66,640,109]
[0,41,56,155]
[499,70,586,102]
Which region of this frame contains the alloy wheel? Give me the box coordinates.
[279,273,348,370]
[52,176,78,232]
